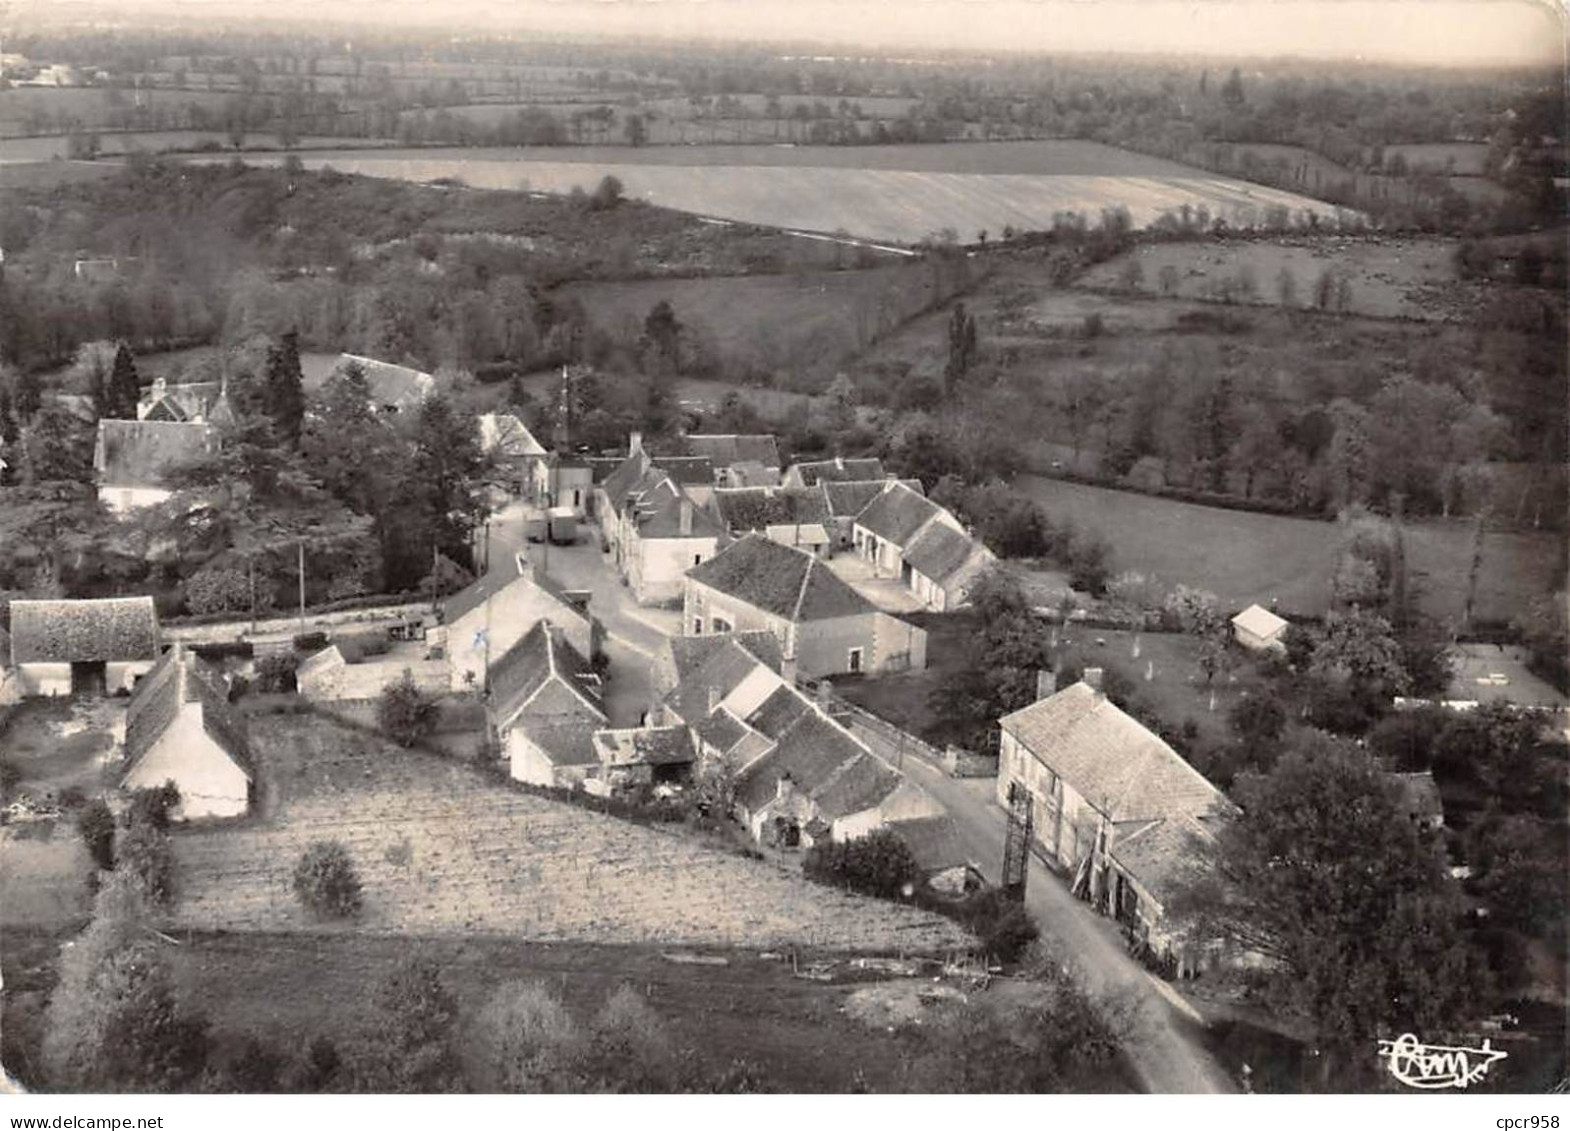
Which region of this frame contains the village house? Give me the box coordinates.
[598,436,726,606]
[295,638,450,702]
[682,433,783,488]
[1231,603,1290,653]
[7,596,162,698]
[587,723,697,795]
[477,413,547,496]
[136,377,236,424]
[683,534,927,679]
[437,552,595,691]
[710,486,833,558]
[783,456,888,488]
[819,477,924,549]
[491,621,609,788]
[122,644,252,820]
[851,481,994,611]
[997,670,1232,970]
[660,633,942,850]
[94,418,218,515]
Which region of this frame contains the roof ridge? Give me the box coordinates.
[791,554,815,625]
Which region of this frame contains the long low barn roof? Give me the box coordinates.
[9,597,161,664]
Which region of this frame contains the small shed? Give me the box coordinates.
[1231,604,1289,653]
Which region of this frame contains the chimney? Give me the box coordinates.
[629,431,643,456]
[679,498,693,536]
[1036,669,1058,701]
[816,678,833,710]
[781,654,798,685]
[1083,667,1104,694]
[152,375,167,397]
[776,773,795,803]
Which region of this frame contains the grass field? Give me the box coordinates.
[215,140,1351,244]
[1383,142,1490,176]
[1016,475,1562,623]
[0,697,122,800]
[169,714,971,951]
[1076,236,1478,321]
[0,87,237,135]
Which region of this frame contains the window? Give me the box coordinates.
[848,647,864,673]
[693,619,704,634]
[712,616,733,633]
[694,553,703,566]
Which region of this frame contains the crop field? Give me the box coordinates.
[0,87,238,135]
[1076,236,1478,321]
[168,715,971,952]
[1017,475,1563,623]
[0,132,396,164]
[220,140,1352,244]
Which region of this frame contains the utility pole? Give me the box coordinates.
[297,540,306,635]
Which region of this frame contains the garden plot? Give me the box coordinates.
[168,715,971,952]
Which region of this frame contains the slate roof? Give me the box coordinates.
[519,719,601,767]
[593,724,695,767]
[338,354,435,411]
[94,419,216,489]
[9,597,160,665]
[903,522,982,586]
[744,683,814,740]
[651,454,714,487]
[489,620,604,728]
[693,707,750,755]
[683,433,781,469]
[712,487,831,534]
[812,749,903,820]
[123,644,252,781]
[1000,682,1227,824]
[665,638,769,724]
[854,481,944,546]
[138,380,221,422]
[635,479,726,539]
[142,398,188,422]
[1232,603,1289,639]
[790,457,886,486]
[890,815,970,875]
[668,631,783,683]
[478,413,546,458]
[1109,814,1218,911]
[729,462,781,488]
[686,534,873,623]
[440,557,584,629]
[734,711,895,819]
[821,479,908,519]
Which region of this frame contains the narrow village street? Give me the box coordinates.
[899,756,1239,1095]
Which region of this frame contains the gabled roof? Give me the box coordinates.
[338,354,435,411]
[734,710,896,819]
[812,749,903,820]
[665,637,772,724]
[712,486,830,534]
[683,433,781,469]
[9,597,160,664]
[593,724,695,767]
[729,462,781,488]
[890,815,970,876]
[440,557,585,629]
[519,719,601,767]
[478,413,546,458]
[142,398,188,422]
[668,631,783,684]
[1000,682,1227,824]
[633,478,726,539]
[686,534,872,623]
[744,682,814,740]
[820,478,921,519]
[651,454,715,486]
[789,457,886,486]
[123,644,251,781]
[600,451,656,512]
[490,620,605,728]
[853,481,944,547]
[94,419,216,489]
[1231,603,1289,639]
[903,522,983,586]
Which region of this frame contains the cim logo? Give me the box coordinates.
[1377,1032,1508,1090]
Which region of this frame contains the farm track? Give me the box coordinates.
[168,716,972,952]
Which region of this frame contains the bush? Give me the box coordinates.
[292,840,363,919]
[946,888,1039,964]
[253,652,299,694]
[118,820,175,905]
[378,671,440,748]
[293,631,329,654]
[185,567,259,616]
[128,782,181,831]
[802,829,921,900]
[191,640,254,661]
[76,799,116,870]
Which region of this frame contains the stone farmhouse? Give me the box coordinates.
[7,596,161,697]
[330,353,436,414]
[683,534,927,679]
[852,481,995,611]
[437,553,595,692]
[660,632,944,853]
[783,456,888,488]
[997,671,1232,970]
[819,477,924,549]
[94,418,218,515]
[598,436,727,606]
[682,433,782,488]
[710,486,833,558]
[491,621,608,787]
[122,643,252,820]
[136,377,237,424]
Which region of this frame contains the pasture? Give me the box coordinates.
[221,140,1351,244]
[1076,236,1477,321]
[1016,475,1562,624]
[169,715,971,951]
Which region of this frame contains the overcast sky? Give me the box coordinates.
[25,0,1568,66]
